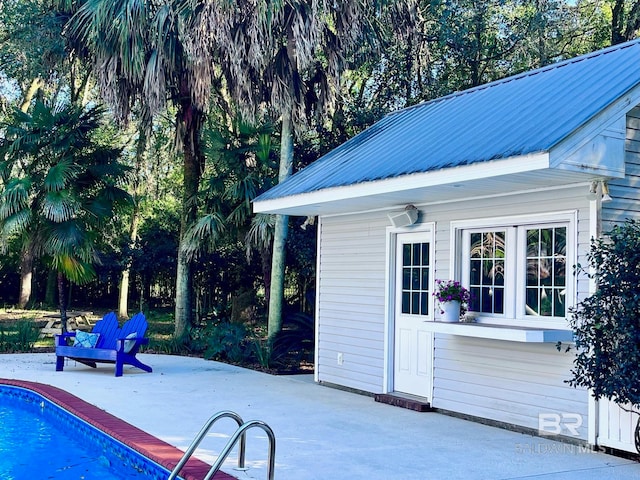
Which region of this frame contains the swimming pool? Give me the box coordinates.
[0,384,172,479]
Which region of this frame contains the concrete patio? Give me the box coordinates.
[0,353,639,479]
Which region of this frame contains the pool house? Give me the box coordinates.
[253,39,640,453]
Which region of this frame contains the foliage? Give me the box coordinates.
[250,338,273,369]
[271,312,314,365]
[131,202,180,308]
[182,117,277,261]
[57,0,216,338]
[610,0,640,44]
[434,279,471,316]
[190,320,250,363]
[0,0,70,105]
[567,220,640,415]
[434,279,471,303]
[0,320,40,352]
[0,99,131,285]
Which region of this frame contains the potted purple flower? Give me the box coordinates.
[433,279,471,322]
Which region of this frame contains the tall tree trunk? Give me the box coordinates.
[57,272,68,334]
[118,127,146,319]
[174,100,204,339]
[20,78,44,113]
[268,111,294,342]
[18,245,35,309]
[261,245,272,308]
[612,0,626,45]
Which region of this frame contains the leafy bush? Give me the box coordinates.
[0,320,40,352]
[191,320,250,363]
[250,338,273,369]
[271,313,314,365]
[567,219,640,450]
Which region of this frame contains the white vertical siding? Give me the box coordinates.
[316,212,388,392]
[602,107,640,227]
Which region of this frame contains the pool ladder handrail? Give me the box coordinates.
[167,410,276,480]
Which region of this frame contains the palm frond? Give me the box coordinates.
[44,159,79,191]
[181,212,226,261]
[43,220,87,257]
[0,178,31,220]
[51,254,97,284]
[245,212,275,258]
[1,210,32,237]
[42,191,80,222]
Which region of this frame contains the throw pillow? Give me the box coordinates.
[123,332,138,353]
[73,330,100,348]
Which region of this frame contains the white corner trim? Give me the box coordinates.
[314,216,322,384]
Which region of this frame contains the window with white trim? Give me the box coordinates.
[458,215,573,324]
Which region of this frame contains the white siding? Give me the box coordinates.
[602,107,640,227]
[316,212,388,392]
[316,185,592,438]
[426,186,591,440]
[432,336,588,438]
[595,108,640,452]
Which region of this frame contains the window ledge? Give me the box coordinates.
[424,321,574,343]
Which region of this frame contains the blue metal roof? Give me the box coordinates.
[256,40,640,203]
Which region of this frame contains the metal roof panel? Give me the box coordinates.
[256,40,640,203]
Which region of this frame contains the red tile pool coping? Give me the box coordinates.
[0,378,236,480]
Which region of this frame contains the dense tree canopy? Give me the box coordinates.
[0,0,637,347]
[0,99,130,324]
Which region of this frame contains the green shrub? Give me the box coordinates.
[0,320,40,352]
[271,313,314,365]
[250,338,272,369]
[191,320,250,363]
[568,219,640,451]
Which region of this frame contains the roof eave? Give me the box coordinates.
[253,152,551,216]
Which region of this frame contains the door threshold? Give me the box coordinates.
[374,392,433,412]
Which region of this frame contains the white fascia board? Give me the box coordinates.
[253,152,550,214]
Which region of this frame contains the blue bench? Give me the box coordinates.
[55,312,153,377]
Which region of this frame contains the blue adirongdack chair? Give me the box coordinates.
[55,312,152,377]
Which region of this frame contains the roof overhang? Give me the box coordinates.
[253,152,607,216]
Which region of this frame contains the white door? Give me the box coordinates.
[393,232,434,398]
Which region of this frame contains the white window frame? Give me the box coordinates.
[452,211,576,329]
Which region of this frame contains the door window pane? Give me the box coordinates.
[400,241,431,316]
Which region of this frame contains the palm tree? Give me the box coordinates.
[194,0,373,341]
[57,0,218,338]
[0,99,130,327]
[181,117,276,304]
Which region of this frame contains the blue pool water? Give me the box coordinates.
[0,386,171,480]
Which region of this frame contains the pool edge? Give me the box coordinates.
[0,378,236,480]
